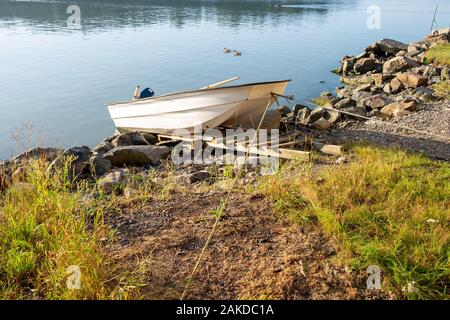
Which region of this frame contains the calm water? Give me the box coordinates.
[1,0,450,159]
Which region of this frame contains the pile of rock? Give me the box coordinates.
[312,29,450,127]
[0,147,60,191]
[0,131,173,194]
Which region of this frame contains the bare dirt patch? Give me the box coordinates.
[104,191,385,300]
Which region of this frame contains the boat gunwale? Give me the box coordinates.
[106,79,291,108]
[111,98,252,120]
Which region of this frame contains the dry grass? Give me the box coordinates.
[0,157,137,299]
[254,145,450,299]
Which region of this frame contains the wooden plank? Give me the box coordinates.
[157,134,196,143]
[206,140,310,161]
[155,133,310,161]
[313,142,345,156]
[278,148,311,161]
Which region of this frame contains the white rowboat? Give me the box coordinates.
[107,79,290,134]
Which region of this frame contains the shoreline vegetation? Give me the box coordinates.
[1,30,449,300]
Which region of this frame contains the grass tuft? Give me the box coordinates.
[425,44,450,66]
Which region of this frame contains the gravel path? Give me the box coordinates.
[331,101,450,161]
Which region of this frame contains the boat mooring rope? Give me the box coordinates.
[180,95,277,300]
[273,93,450,142]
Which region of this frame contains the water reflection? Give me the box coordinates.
[0,0,351,33]
[2,0,443,159]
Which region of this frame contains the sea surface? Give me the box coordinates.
[1,0,449,159]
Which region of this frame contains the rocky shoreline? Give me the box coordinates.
[278,29,450,160]
[295,29,450,123]
[2,30,450,193]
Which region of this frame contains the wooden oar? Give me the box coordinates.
[201,77,240,89]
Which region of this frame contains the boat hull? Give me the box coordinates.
[107,80,290,134]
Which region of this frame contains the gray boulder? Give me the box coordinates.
[383,56,420,74]
[93,141,114,154]
[389,77,404,93]
[377,39,408,55]
[352,91,372,104]
[343,106,367,118]
[372,73,395,86]
[361,93,392,110]
[97,169,129,194]
[296,108,311,125]
[311,118,332,130]
[292,104,308,118]
[103,145,171,167]
[407,44,420,53]
[9,147,59,164]
[111,132,157,147]
[334,98,356,109]
[341,56,356,75]
[306,107,326,124]
[397,73,428,88]
[430,28,450,39]
[354,83,372,92]
[90,154,112,176]
[48,146,92,181]
[276,105,291,117]
[380,100,417,116]
[307,107,339,128]
[103,134,119,143]
[406,49,421,58]
[336,87,353,99]
[364,43,379,53]
[353,58,381,74]
[414,87,437,101]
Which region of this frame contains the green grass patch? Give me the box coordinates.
[255,145,450,299]
[311,96,332,107]
[425,44,450,66]
[0,159,122,299]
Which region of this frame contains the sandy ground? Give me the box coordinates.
[104,190,386,300]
